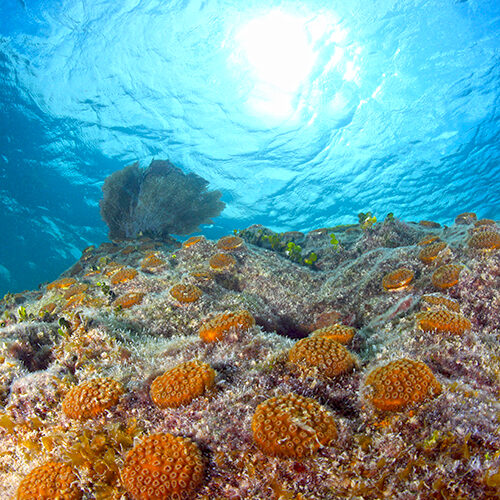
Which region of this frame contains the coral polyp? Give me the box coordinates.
[62,378,124,419]
[310,323,356,344]
[110,267,138,285]
[112,291,145,309]
[17,461,82,500]
[288,337,355,377]
[468,230,500,250]
[431,264,464,290]
[382,267,414,291]
[420,294,460,312]
[252,393,337,458]
[209,252,236,270]
[169,284,202,303]
[121,433,204,500]
[418,241,448,264]
[417,309,471,334]
[150,360,215,408]
[182,235,203,248]
[363,359,442,412]
[216,235,244,250]
[198,310,255,342]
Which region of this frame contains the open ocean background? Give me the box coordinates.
[0,0,499,296]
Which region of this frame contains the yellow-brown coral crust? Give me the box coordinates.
[252,393,337,457]
[199,310,255,342]
[110,267,138,285]
[169,284,202,303]
[363,359,442,412]
[150,360,215,408]
[216,235,244,250]
[112,292,145,309]
[418,241,448,264]
[17,461,82,500]
[420,294,460,312]
[288,337,355,378]
[310,324,356,344]
[417,309,471,335]
[209,252,236,270]
[468,230,500,251]
[431,264,463,290]
[140,253,166,270]
[46,277,77,291]
[417,234,440,246]
[455,212,477,225]
[121,433,204,500]
[62,378,124,419]
[182,235,203,248]
[382,267,414,291]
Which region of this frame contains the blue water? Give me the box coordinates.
[0,0,499,296]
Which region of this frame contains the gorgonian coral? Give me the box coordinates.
[100,160,225,240]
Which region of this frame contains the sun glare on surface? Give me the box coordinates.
[232,8,354,122]
[233,9,319,119]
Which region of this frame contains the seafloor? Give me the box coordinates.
[0,214,499,499]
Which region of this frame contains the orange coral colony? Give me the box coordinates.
[216,235,244,251]
[420,294,460,312]
[382,267,414,291]
[455,212,477,224]
[417,234,440,246]
[62,377,124,419]
[121,433,204,500]
[311,323,356,344]
[431,264,464,290]
[199,310,255,342]
[474,218,496,228]
[46,277,77,291]
[169,284,202,303]
[468,230,500,251]
[418,220,440,228]
[288,337,355,378]
[110,267,138,285]
[140,253,165,271]
[150,360,215,408]
[418,241,448,264]
[17,461,82,500]
[252,393,337,458]
[209,252,236,270]
[417,309,471,335]
[183,235,203,248]
[363,359,442,412]
[64,283,89,299]
[112,292,145,309]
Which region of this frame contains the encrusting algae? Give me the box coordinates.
[0,211,499,499]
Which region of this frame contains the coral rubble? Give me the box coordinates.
[0,215,499,498]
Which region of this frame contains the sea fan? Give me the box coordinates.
[100,159,225,240]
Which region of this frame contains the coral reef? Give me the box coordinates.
[0,213,498,498]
